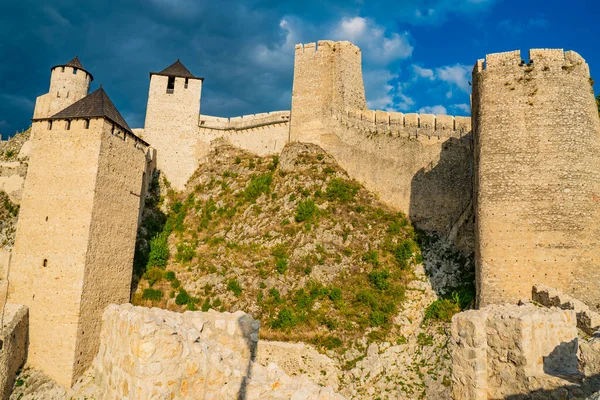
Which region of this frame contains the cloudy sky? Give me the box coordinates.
[0,0,598,137]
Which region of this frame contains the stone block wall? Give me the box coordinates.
[472,49,600,307]
[92,304,344,399]
[8,118,149,387]
[451,304,578,400]
[0,304,28,400]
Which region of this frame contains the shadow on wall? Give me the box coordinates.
[238,314,258,400]
[408,134,473,239]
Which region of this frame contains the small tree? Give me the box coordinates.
[596,94,600,117]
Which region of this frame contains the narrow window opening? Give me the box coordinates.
[185,78,189,89]
[72,67,77,75]
[167,76,175,94]
[111,125,116,135]
[48,121,53,130]
[84,119,90,129]
[57,91,61,98]
[43,259,48,267]
[45,216,48,221]
[61,66,65,72]
[66,120,71,130]
[66,91,69,98]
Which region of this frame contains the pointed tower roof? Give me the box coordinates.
[150,59,204,81]
[52,55,94,81]
[41,87,143,143]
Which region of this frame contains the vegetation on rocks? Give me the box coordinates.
[132,142,422,351]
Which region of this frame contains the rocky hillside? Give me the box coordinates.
[132,140,474,399]
[0,128,30,248]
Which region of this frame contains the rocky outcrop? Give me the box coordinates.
[0,304,28,400]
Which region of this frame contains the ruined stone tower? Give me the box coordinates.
[290,40,367,143]
[472,49,600,308]
[32,56,92,119]
[143,60,203,189]
[8,87,150,386]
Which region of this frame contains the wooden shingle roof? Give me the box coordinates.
[150,59,203,81]
[52,56,94,81]
[46,87,133,133]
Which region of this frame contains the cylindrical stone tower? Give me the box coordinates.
[33,56,93,119]
[472,49,600,308]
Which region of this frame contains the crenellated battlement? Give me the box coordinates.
[474,49,590,77]
[294,40,361,56]
[199,111,290,132]
[332,108,471,140]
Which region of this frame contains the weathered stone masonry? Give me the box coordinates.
[472,49,600,308]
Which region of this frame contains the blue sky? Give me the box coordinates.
[0,0,598,137]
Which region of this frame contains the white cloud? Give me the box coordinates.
[446,91,453,99]
[435,64,471,93]
[253,18,302,71]
[418,105,447,115]
[331,17,413,65]
[364,69,396,110]
[451,103,471,113]
[413,65,434,80]
[397,94,416,111]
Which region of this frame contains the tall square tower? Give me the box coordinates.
[8,87,151,386]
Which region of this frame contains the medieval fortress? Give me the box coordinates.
[0,39,598,399]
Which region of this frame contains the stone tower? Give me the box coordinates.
[8,87,150,386]
[143,60,203,189]
[472,49,600,307]
[33,56,92,119]
[290,40,367,143]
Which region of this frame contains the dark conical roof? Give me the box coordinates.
[49,87,132,133]
[65,56,84,69]
[52,55,94,81]
[150,59,203,81]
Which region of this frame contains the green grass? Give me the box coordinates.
[142,288,163,301]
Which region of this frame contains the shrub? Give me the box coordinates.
[271,308,298,329]
[142,288,163,301]
[313,335,342,350]
[275,258,288,274]
[370,311,387,327]
[201,298,211,312]
[147,232,170,269]
[242,173,272,202]
[175,242,195,263]
[164,271,176,281]
[393,241,414,268]
[227,279,242,296]
[144,268,163,286]
[362,250,379,266]
[368,270,390,291]
[295,199,316,222]
[269,288,282,303]
[175,289,192,305]
[325,178,359,203]
[328,287,342,301]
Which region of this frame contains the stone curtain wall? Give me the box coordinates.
[472,49,600,307]
[33,66,91,119]
[451,304,578,400]
[198,111,290,156]
[289,41,473,238]
[92,304,344,399]
[0,304,28,400]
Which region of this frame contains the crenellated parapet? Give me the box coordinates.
[473,48,590,76]
[331,108,471,140]
[199,111,290,132]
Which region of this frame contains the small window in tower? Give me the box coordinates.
[61,66,65,72]
[48,121,53,130]
[185,78,189,89]
[57,91,61,98]
[73,67,77,75]
[43,259,48,267]
[167,76,175,94]
[84,119,90,129]
[111,125,116,135]
[66,120,71,130]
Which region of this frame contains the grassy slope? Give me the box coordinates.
[133,142,424,351]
